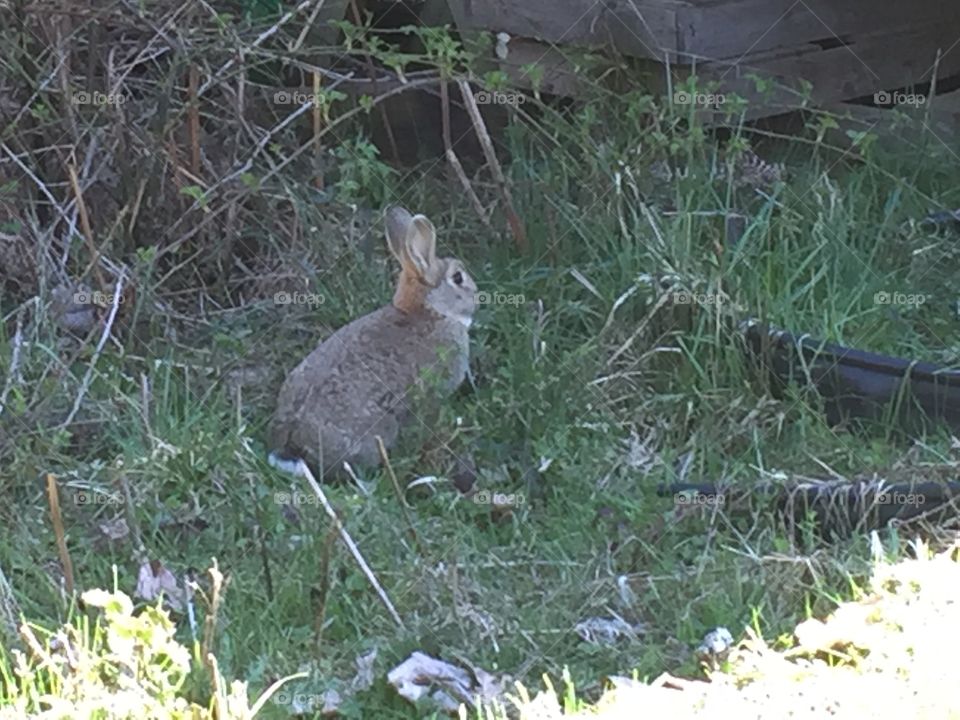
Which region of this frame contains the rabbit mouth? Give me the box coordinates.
[424,295,474,327]
[448,312,473,328]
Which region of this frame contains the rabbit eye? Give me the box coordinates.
[452,271,464,286]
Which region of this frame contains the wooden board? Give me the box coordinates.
[694,21,960,117]
[313,0,351,45]
[448,0,960,64]
[450,0,960,120]
[488,38,589,97]
[823,89,960,149]
[673,0,960,62]
[447,0,682,59]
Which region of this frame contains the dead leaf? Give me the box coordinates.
[320,689,341,716]
[135,560,184,613]
[352,648,377,691]
[575,616,645,645]
[387,651,503,713]
[98,517,129,541]
[697,627,734,657]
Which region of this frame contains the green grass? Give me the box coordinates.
[3,76,960,717]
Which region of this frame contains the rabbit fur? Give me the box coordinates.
[268,206,476,477]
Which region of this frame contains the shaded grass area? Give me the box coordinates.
[2,79,960,718]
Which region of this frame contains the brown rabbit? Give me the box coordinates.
[268,206,477,477]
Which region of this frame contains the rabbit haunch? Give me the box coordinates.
[268,207,476,477]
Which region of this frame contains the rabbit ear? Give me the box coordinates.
[385,206,414,264]
[405,214,437,277]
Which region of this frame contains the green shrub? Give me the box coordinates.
[0,589,292,719]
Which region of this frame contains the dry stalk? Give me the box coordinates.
[45,473,75,598]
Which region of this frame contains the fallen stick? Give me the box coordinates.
[60,273,125,430]
[457,78,527,252]
[299,460,404,628]
[441,79,490,227]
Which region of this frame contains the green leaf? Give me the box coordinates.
[179,185,207,207]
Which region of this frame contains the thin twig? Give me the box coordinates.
[157,98,319,258]
[197,0,327,97]
[60,273,125,430]
[45,474,75,598]
[256,78,439,185]
[290,0,331,51]
[298,460,404,628]
[457,79,527,252]
[0,304,27,417]
[159,76,439,251]
[312,69,324,190]
[188,64,201,176]
[441,80,490,226]
[446,149,491,227]
[67,161,106,292]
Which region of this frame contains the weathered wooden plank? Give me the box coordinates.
[820,99,960,150]
[492,38,586,97]
[448,0,960,67]
[447,0,683,59]
[313,0,351,45]
[674,0,960,62]
[693,22,960,119]
[446,0,960,120]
